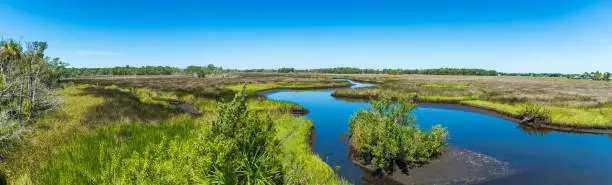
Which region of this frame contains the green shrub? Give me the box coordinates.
[519,103,551,122]
[349,94,448,172]
[34,86,285,185]
[199,85,284,184]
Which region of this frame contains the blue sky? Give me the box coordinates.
[1,0,610,73]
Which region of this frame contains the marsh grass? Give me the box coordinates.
[0,85,194,183]
[78,86,179,125]
[275,115,350,184]
[64,73,347,95]
[1,84,347,184]
[225,80,349,93]
[333,74,612,127]
[461,100,612,126]
[518,103,551,122]
[36,119,198,184]
[422,83,470,88]
[333,88,478,103]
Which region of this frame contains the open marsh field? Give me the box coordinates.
[0,83,350,184]
[59,74,612,184]
[264,79,612,185]
[64,73,612,129]
[332,74,612,128]
[65,73,350,95]
[5,1,612,184]
[3,73,612,185]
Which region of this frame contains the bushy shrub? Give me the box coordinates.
[0,110,22,159]
[349,94,448,172]
[518,103,551,122]
[35,86,284,185]
[199,85,284,184]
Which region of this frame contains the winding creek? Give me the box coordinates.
[264,80,612,185]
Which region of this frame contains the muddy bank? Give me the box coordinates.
[352,146,515,185]
[151,97,202,116]
[332,94,612,135]
[336,132,515,185]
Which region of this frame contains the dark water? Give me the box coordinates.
[265,85,612,185]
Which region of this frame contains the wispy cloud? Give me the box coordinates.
[74,50,122,56]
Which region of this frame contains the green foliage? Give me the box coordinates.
[274,115,349,184]
[1,39,64,147]
[349,94,448,172]
[66,65,180,77]
[200,86,284,184]
[400,125,447,163]
[0,84,340,184]
[184,64,225,78]
[31,86,287,185]
[35,121,201,184]
[382,77,397,82]
[276,68,295,73]
[519,103,551,122]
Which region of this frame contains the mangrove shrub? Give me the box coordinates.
[348,94,447,172]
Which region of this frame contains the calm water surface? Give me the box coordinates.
[265,85,612,185]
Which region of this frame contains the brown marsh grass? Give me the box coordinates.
[335,74,611,108]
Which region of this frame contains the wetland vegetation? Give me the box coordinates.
[1,84,348,184]
[348,94,448,172]
[332,74,612,129]
[2,39,612,185]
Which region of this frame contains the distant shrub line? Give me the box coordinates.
[65,64,226,77]
[243,67,499,76]
[65,65,612,80]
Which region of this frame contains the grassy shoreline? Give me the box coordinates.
[225,80,351,94]
[231,77,612,133]
[331,91,612,133]
[0,84,348,184]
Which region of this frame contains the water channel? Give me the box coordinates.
[264,80,612,185]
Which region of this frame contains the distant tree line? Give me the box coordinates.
[276,67,295,73]
[66,64,228,78]
[576,71,611,81]
[240,67,499,76]
[66,66,180,77]
[65,64,611,81]
[502,71,611,81]
[500,73,567,77]
[1,39,66,144]
[183,64,225,77]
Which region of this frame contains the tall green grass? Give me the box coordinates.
[275,115,350,184]
[2,85,350,184]
[36,119,199,184]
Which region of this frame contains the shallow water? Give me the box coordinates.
[265,85,612,185]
